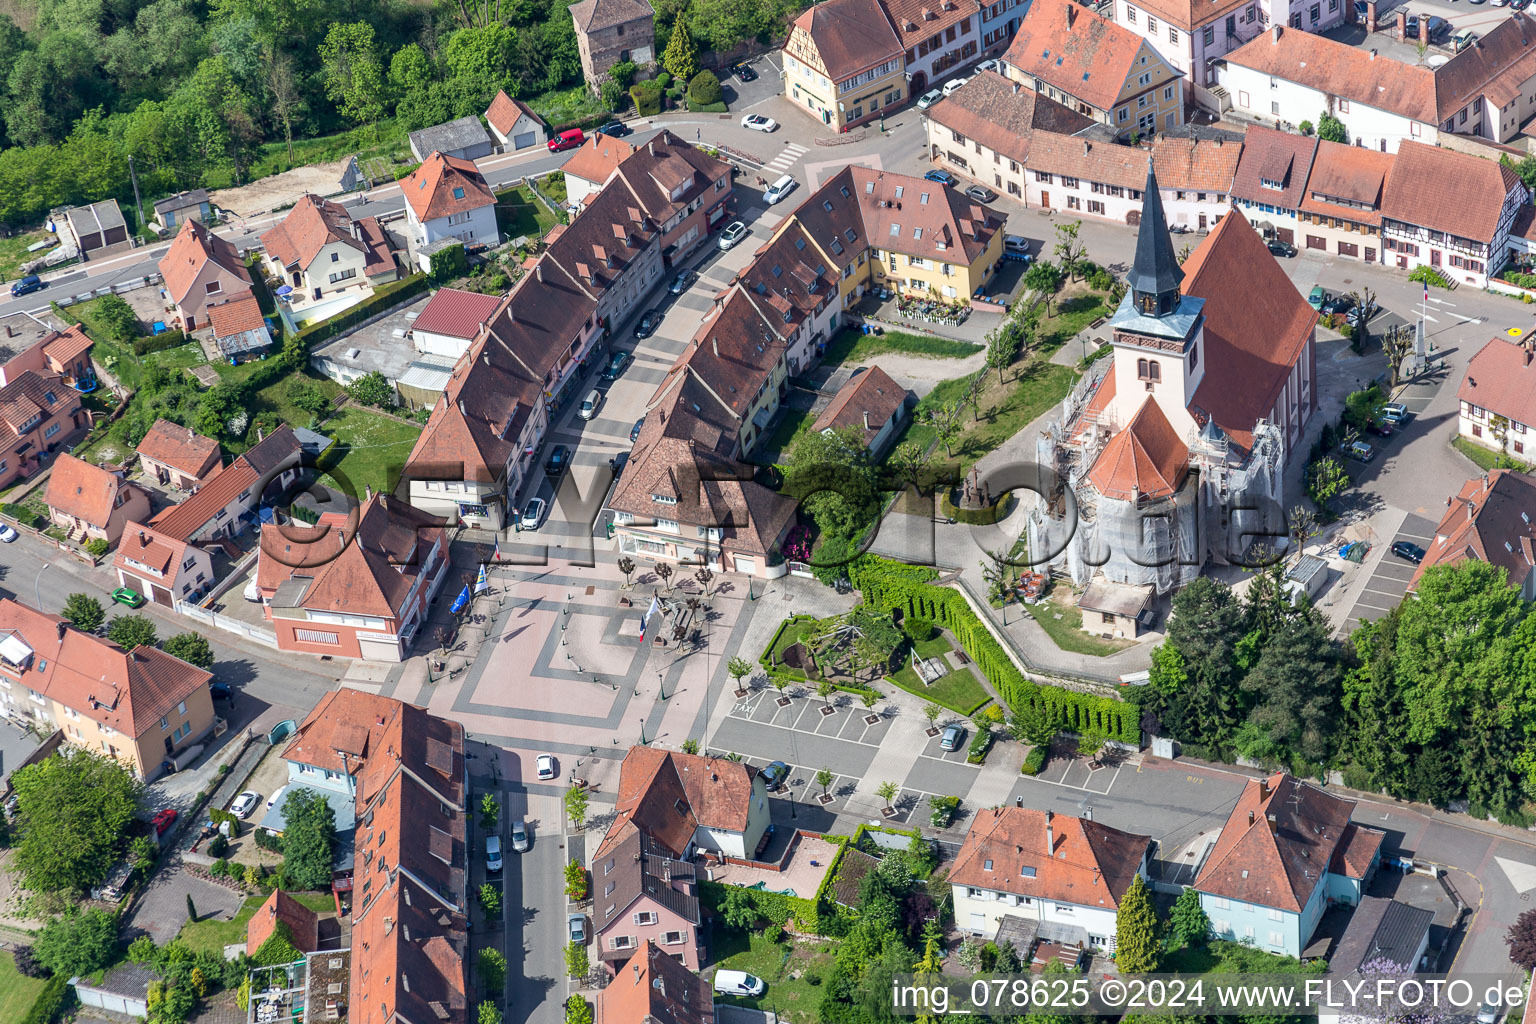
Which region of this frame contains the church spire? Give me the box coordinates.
[1127,166,1184,318]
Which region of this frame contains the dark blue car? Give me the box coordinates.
[923,169,956,187]
[10,275,42,297]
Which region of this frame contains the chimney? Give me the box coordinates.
[1365,0,1378,31]
[1272,24,1282,42]
[1397,10,1407,42]
[1526,346,1532,366]
[365,484,373,500]
[1066,3,1076,26]
[1248,810,1255,827]
[1259,777,1270,799]
[1083,140,1090,156]
[1266,813,1278,835]
[1369,49,1376,59]
[536,265,543,283]
[458,400,466,415]
[269,902,277,919]
[712,338,719,357]
[1044,810,1054,853]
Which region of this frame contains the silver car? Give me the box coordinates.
[511,819,530,853]
[579,389,602,420]
[718,221,748,251]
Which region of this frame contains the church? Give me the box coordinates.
[1028,169,1318,599]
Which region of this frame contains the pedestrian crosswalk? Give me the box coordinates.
[764,142,808,174]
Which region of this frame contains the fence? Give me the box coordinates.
[175,600,279,648]
[0,510,102,567]
[60,272,163,308]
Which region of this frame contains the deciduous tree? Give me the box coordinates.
[282,788,337,890]
[107,614,159,651]
[164,632,214,668]
[12,749,141,895]
[62,594,105,632]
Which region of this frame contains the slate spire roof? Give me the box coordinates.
[1127,166,1183,306]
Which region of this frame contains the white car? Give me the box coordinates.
[486,835,503,873]
[511,819,530,853]
[536,754,557,780]
[521,497,545,531]
[741,114,777,132]
[916,88,943,109]
[265,785,287,810]
[973,58,999,75]
[579,389,602,420]
[230,791,261,819]
[0,524,15,543]
[942,76,970,96]
[719,221,748,251]
[714,970,766,997]
[764,174,796,205]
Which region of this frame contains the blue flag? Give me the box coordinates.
[450,585,470,615]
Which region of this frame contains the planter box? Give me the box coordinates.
[881,806,898,818]
[864,714,881,725]
[818,793,834,804]
[776,696,792,707]
[819,705,837,716]
[926,727,940,737]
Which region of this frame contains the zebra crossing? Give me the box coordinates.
[763,142,808,174]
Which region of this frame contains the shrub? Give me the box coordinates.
[929,795,960,828]
[1021,746,1048,776]
[1409,265,1450,289]
[904,617,936,642]
[966,730,994,765]
[666,86,682,102]
[83,537,109,557]
[630,80,663,117]
[20,974,68,1024]
[687,70,722,107]
[609,60,637,89]
[478,948,507,993]
[656,71,672,88]
[208,835,229,858]
[164,632,214,668]
[132,329,188,355]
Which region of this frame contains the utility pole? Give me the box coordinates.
[127,156,145,240]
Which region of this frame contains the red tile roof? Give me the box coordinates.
[151,426,300,541]
[1151,135,1242,193]
[1087,397,1188,500]
[950,807,1151,908]
[44,454,136,529]
[411,288,502,340]
[1128,0,1250,30]
[114,523,191,581]
[570,0,652,32]
[1182,211,1317,453]
[838,165,1003,265]
[1411,469,1536,593]
[1435,13,1536,117]
[1381,140,1525,244]
[402,153,496,223]
[40,325,93,367]
[811,366,910,443]
[1225,26,1439,123]
[1027,131,1148,191]
[0,598,213,741]
[1459,338,1536,428]
[246,890,321,956]
[1005,0,1162,112]
[884,0,976,50]
[1299,140,1393,227]
[158,219,252,307]
[598,943,714,1024]
[595,747,761,860]
[1230,125,1318,209]
[261,195,363,271]
[136,419,221,480]
[484,90,544,138]
[926,73,1097,167]
[561,134,637,190]
[206,294,266,339]
[790,0,904,83]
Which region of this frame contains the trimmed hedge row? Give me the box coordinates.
[132,329,188,355]
[20,974,68,1024]
[850,556,1138,743]
[294,273,429,347]
[1020,746,1047,776]
[699,878,822,931]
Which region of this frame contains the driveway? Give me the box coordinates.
[124,860,246,945]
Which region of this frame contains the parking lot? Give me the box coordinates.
[1343,513,1436,633]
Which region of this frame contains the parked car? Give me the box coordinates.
[1391,540,1426,564]
[630,416,645,443]
[603,350,630,379]
[764,174,797,205]
[741,114,778,133]
[152,808,178,836]
[568,913,588,944]
[1267,239,1297,257]
[230,791,261,819]
[1342,439,1375,462]
[10,275,43,298]
[1455,27,1479,51]
[760,760,789,791]
[718,220,748,251]
[609,450,628,475]
[1003,235,1033,261]
[633,310,664,338]
[545,445,569,476]
[1307,286,1326,310]
[548,128,585,152]
[0,524,16,543]
[669,269,698,294]
[266,785,287,809]
[536,754,557,780]
[511,819,530,853]
[111,586,147,608]
[521,496,546,531]
[596,121,632,138]
[963,184,997,203]
[714,971,766,998]
[734,63,759,82]
[942,76,970,96]
[579,389,602,420]
[1382,402,1409,424]
[939,723,966,751]
[1322,295,1355,317]
[924,169,957,186]
[210,681,232,700]
[1365,420,1394,438]
[973,58,999,75]
[485,835,503,873]
[916,88,943,109]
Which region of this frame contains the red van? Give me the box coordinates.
[548,128,585,152]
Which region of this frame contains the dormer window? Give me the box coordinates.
[651,494,678,505]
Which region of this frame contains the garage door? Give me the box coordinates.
[513,131,536,150]
[732,555,756,574]
[1276,228,1294,244]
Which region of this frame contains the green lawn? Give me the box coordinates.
[179,894,263,956]
[321,405,423,498]
[912,633,952,660]
[0,229,57,282]
[887,659,991,715]
[911,360,1078,472]
[766,616,819,664]
[495,186,559,243]
[1024,596,1134,656]
[223,119,412,188]
[709,930,835,1024]
[1035,290,1114,356]
[526,84,608,126]
[0,950,48,1023]
[762,405,815,461]
[250,372,343,428]
[1452,436,1532,473]
[821,326,981,363]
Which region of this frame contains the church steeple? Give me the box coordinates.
[1127,167,1183,319]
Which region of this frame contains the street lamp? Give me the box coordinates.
[639,717,649,746]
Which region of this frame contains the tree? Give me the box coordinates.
[480,793,499,830]
[1287,505,1320,553]
[1010,703,1056,748]
[720,886,757,929]
[319,22,386,129]
[686,69,721,107]
[33,908,119,976]
[816,678,834,708]
[564,785,588,829]
[861,689,879,710]
[662,20,698,81]
[564,940,588,978]
[1508,908,1536,970]
[286,378,330,418]
[1024,259,1064,315]
[107,614,159,650]
[1115,875,1160,973]
[1307,456,1349,509]
[12,749,141,895]
[479,882,501,915]
[888,440,925,492]
[815,767,834,799]
[163,633,214,668]
[477,948,507,993]
[727,656,752,691]
[428,242,468,284]
[566,995,594,1024]
[922,702,942,729]
[1298,119,1315,136]
[694,567,714,596]
[876,780,898,810]
[1316,110,1349,144]
[62,593,105,632]
[617,556,636,587]
[986,321,1023,383]
[1053,222,1087,281]
[680,738,699,754]
[478,1002,503,1024]
[1167,887,1210,950]
[186,892,199,921]
[1512,153,1536,194]
[282,788,337,890]
[655,562,674,593]
[1382,324,1414,388]
[782,425,879,541]
[564,860,587,900]
[930,396,966,459]
[347,371,394,408]
[964,369,986,423]
[1347,285,1378,350]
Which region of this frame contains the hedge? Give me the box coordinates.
[699,878,822,932]
[132,329,188,355]
[1021,746,1047,776]
[850,556,1139,743]
[966,729,994,764]
[294,273,429,347]
[630,81,662,117]
[20,974,68,1024]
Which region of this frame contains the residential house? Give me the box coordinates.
[402,153,501,274]
[58,200,130,259]
[0,598,216,780]
[1317,898,1432,1023]
[1077,580,1151,638]
[1219,26,1437,152]
[783,0,907,132]
[542,164,667,328]
[485,91,547,151]
[1229,124,1319,246]
[1410,468,1536,600]
[951,807,1152,953]
[159,219,256,333]
[407,116,494,162]
[596,748,772,863]
[886,0,984,95]
[562,134,639,208]
[1112,0,1270,107]
[1194,772,1383,958]
[923,72,1097,202]
[1458,339,1536,462]
[260,195,397,311]
[1002,0,1186,138]
[727,219,843,375]
[246,890,321,957]
[206,294,274,362]
[0,323,94,390]
[135,419,221,490]
[112,523,216,608]
[43,454,151,547]
[571,0,655,90]
[979,0,1028,57]
[606,132,735,261]
[147,425,304,545]
[1023,132,1238,227]
[1152,133,1244,229]
[0,370,89,491]
[592,832,702,971]
[597,943,714,1024]
[1380,140,1526,287]
[1295,139,1393,262]
[152,190,212,232]
[1432,13,1536,144]
[257,493,450,661]
[811,365,912,457]
[410,288,504,359]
